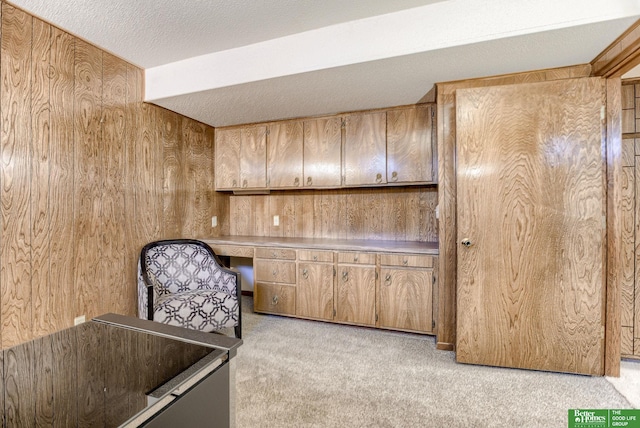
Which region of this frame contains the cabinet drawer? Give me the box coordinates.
[254,260,296,283]
[208,244,254,258]
[254,282,295,315]
[255,247,296,260]
[380,254,433,268]
[298,249,333,263]
[337,252,376,265]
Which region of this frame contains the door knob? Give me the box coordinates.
[461,239,473,247]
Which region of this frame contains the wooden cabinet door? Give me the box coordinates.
[387,105,434,184]
[215,128,241,190]
[335,264,376,326]
[239,125,267,189]
[268,120,303,188]
[343,112,386,186]
[379,268,433,333]
[254,282,295,315]
[303,117,342,188]
[456,78,606,375]
[297,262,334,320]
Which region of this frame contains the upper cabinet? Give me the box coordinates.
[387,105,434,184]
[214,104,435,191]
[215,125,267,190]
[343,111,387,186]
[303,116,342,188]
[268,120,303,189]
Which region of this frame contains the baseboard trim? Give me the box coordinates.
[436,342,454,351]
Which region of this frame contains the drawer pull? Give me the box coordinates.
[232,179,237,187]
[354,256,359,262]
[313,255,318,261]
[342,271,348,282]
[272,270,277,276]
[272,295,279,305]
[242,179,248,188]
[272,252,277,257]
[403,259,408,265]
[375,173,382,183]
[391,171,398,182]
[294,177,300,186]
[302,269,309,279]
[307,176,313,186]
[384,274,392,285]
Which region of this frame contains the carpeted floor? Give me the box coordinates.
[234,296,633,428]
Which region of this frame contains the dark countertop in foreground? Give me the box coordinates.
[203,235,438,255]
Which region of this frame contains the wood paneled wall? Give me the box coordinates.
[229,187,437,242]
[620,80,640,359]
[0,2,228,349]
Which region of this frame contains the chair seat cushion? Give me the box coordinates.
[153,290,238,332]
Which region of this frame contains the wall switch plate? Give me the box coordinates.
[74,315,86,326]
[273,215,280,226]
[211,215,217,228]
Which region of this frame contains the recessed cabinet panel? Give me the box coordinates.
[379,268,433,332]
[303,117,342,188]
[387,105,434,183]
[254,260,296,284]
[268,121,303,188]
[343,112,387,186]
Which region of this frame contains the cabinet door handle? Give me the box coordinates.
[232,179,237,187]
[403,259,408,266]
[313,255,318,261]
[242,179,248,188]
[342,271,348,282]
[375,173,382,184]
[294,177,300,186]
[272,270,277,276]
[354,256,359,262]
[302,269,308,279]
[391,171,398,182]
[307,176,313,186]
[272,295,279,305]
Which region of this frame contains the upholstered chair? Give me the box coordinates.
[138,239,241,338]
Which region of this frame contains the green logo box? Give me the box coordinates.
[569,410,640,428]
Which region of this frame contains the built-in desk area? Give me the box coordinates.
[0,313,241,427]
[204,236,438,335]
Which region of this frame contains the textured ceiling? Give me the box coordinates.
[8,0,640,127]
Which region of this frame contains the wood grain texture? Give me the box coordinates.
[386,105,434,183]
[435,64,594,351]
[102,52,127,316]
[621,166,634,328]
[1,4,33,347]
[215,127,241,189]
[268,120,303,188]
[161,110,182,237]
[76,322,105,427]
[184,118,213,238]
[622,326,634,356]
[296,262,334,320]
[4,338,34,426]
[254,260,296,284]
[606,78,623,374]
[240,125,267,189]
[303,116,342,187]
[343,111,386,186]
[31,17,52,338]
[335,264,376,326]
[455,78,606,375]
[379,267,433,333]
[51,326,77,427]
[73,39,103,321]
[33,336,54,426]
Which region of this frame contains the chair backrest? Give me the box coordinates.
[141,240,235,296]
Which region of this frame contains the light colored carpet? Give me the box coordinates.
[234,297,632,427]
[607,359,640,408]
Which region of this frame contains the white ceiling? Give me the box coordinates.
[8,0,640,127]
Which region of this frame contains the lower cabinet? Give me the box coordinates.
[296,250,335,320]
[252,246,437,335]
[335,252,377,326]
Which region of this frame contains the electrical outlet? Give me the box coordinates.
[273,215,280,226]
[74,315,86,326]
[211,215,218,228]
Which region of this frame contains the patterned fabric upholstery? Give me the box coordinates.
[137,240,241,337]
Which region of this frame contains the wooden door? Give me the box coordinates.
[343,112,386,186]
[239,125,267,189]
[335,265,376,326]
[455,78,606,375]
[303,117,342,188]
[215,128,241,190]
[297,262,334,320]
[379,268,433,333]
[268,120,303,188]
[387,105,434,184]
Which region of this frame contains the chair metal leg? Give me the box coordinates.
[234,324,242,339]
